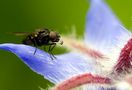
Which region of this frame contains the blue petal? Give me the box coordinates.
[85,0,130,52]
[0,43,96,84]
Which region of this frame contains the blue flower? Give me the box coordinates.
[0,0,132,90]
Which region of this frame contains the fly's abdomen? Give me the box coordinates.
[22,37,33,45]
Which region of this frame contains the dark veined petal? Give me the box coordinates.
[0,43,96,84]
[85,0,130,53]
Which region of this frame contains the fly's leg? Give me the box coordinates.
[48,43,56,60]
[32,38,38,55]
[48,45,54,60]
[50,43,57,59]
[34,47,37,55]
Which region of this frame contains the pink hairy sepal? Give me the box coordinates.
[72,43,105,59]
[53,73,111,90]
[114,38,132,74]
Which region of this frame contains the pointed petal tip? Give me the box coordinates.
[0,43,96,84]
[85,0,130,53]
[89,0,104,3]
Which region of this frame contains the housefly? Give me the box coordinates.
[13,28,63,60]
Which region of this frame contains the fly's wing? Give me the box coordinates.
[11,32,29,36]
[35,28,50,33]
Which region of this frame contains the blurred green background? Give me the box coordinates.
[0,0,132,90]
